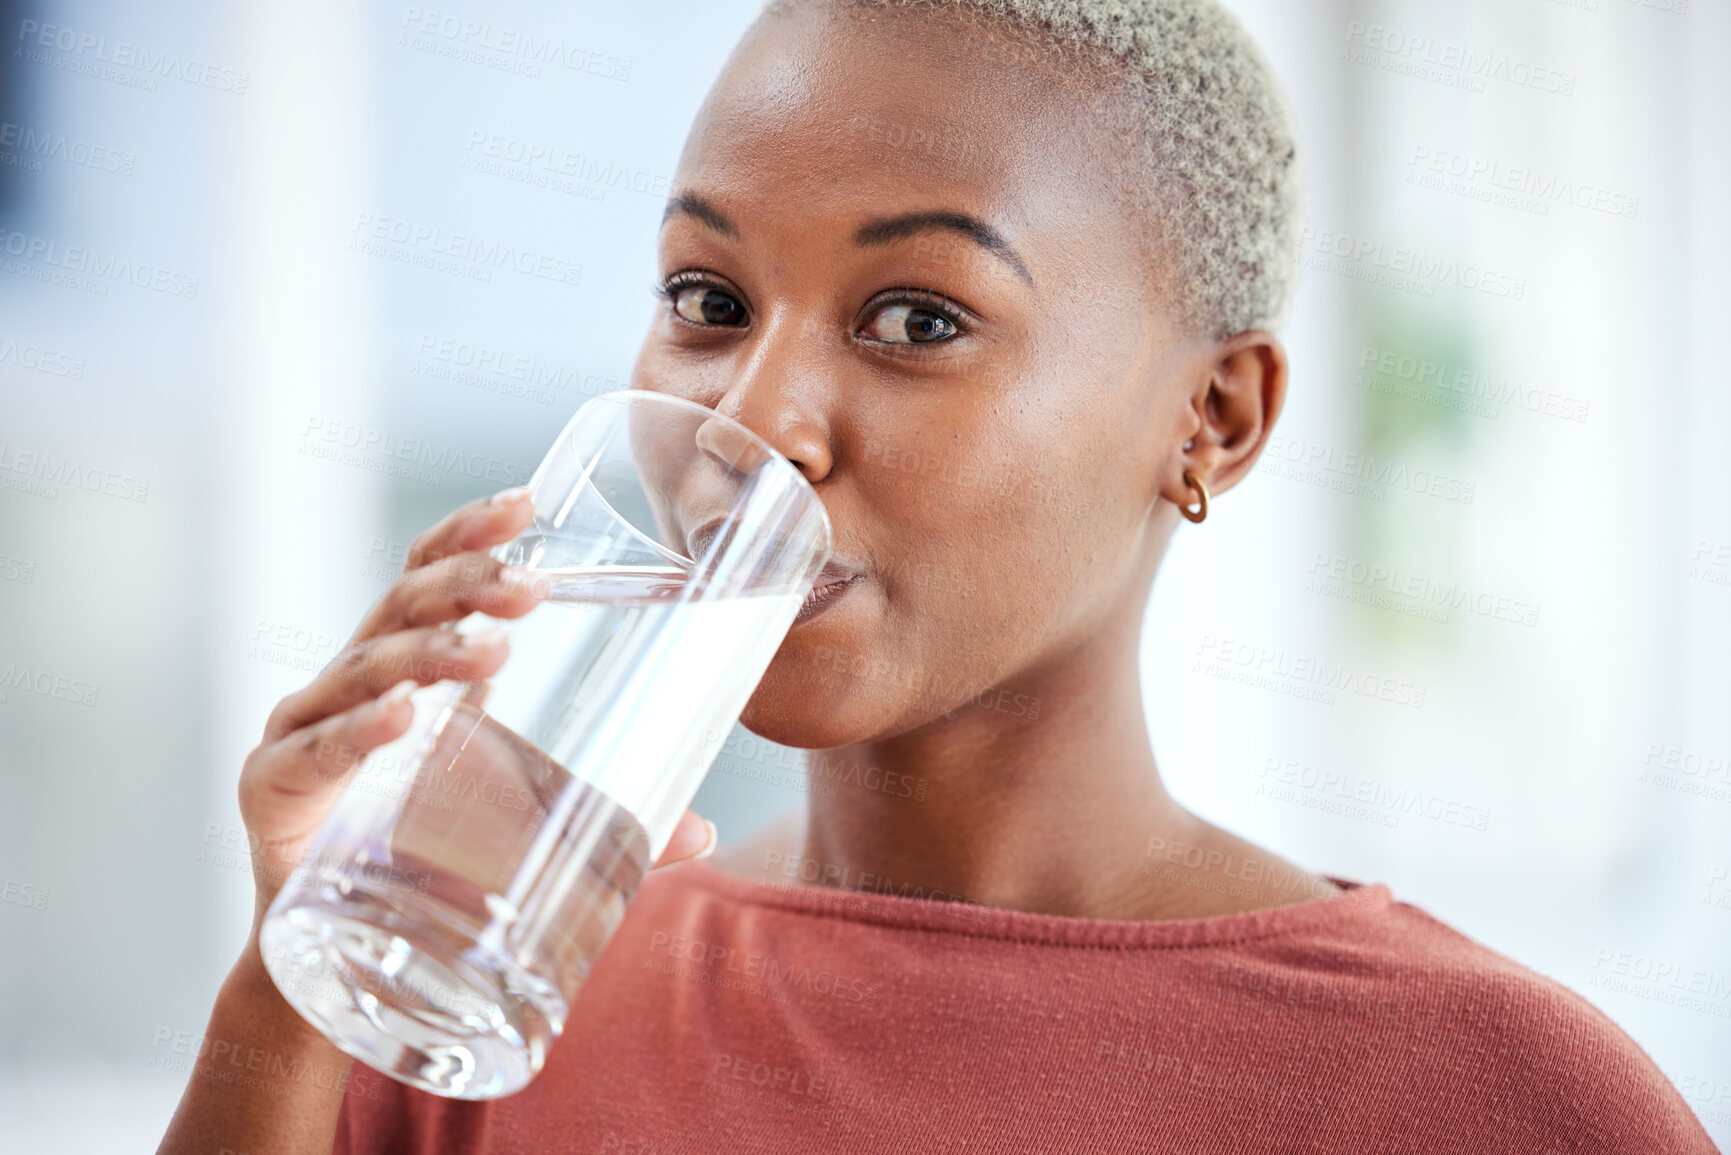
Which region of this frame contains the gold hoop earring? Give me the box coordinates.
[1180,469,1209,523]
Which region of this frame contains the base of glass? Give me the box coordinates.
[259,893,564,1100]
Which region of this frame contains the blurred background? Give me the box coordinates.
[1,0,1726,1148]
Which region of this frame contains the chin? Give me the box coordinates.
[736,661,885,750]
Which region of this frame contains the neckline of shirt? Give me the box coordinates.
[675,860,1393,949]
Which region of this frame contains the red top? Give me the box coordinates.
[332,861,1718,1153]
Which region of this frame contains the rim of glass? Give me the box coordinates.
[575,387,834,555]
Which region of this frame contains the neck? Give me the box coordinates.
[797,582,1204,920]
[714,509,1341,920]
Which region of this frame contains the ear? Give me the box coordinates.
[1158,329,1288,514]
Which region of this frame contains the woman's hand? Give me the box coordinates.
[234,486,716,932]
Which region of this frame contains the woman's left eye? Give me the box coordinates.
[861,303,959,344]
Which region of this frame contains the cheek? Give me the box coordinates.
[744,434,1118,739]
[630,340,734,409]
[974,477,1104,629]
[863,432,1098,637]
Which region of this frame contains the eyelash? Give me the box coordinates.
[868,287,969,341]
[650,272,971,339]
[650,269,714,305]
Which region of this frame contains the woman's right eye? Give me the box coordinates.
[671,284,747,327]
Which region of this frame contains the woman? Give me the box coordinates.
[159,0,1718,1151]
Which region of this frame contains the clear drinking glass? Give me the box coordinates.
[258,389,832,1099]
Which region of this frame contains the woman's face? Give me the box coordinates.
[632,3,1214,747]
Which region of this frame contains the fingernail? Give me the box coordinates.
[379,678,418,707]
[462,624,510,648]
[696,820,719,859]
[489,486,530,507]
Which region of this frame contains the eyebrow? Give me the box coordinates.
[661,191,738,238]
[662,193,1035,288]
[856,211,1034,288]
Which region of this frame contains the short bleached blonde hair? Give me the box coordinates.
[755,0,1304,338]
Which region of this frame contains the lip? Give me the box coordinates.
[793,571,861,626]
[687,518,862,622]
[813,555,863,585]
[685,516,731,563]
[688,517,863,585]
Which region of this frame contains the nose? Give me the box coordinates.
[701,315,835,486]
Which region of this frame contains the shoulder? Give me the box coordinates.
[1311,893,1718,1152]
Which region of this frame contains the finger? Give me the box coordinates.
[404,486,535,574]
[242,678,420,831]
[349,549,546,646]
[653,810,717,869]
[264,625,510,743]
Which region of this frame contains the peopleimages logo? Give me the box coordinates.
[0,442,150,503]
[412,334,625,398]
[0,121,135,175]
[348,212,582,287]
[462,132,673,199]
[1192,633,1428,709]
[15,19,250,93]
[0,228,200,298]
[0,335,86,379]
[1588,948,1731,1018]
[1306,552,1541,628]
[1299,227,1526,300]
[0,878,49,911]
[1356,345,1590,424]
[0,662,101,707]
[648,931,883,1004]
[1258,433,1478,504]
[298,415,534,488]
[1257,757,1492,831]
[398,8,632,81]
[1343,21,1577,96]
[1406,146,1640,220]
